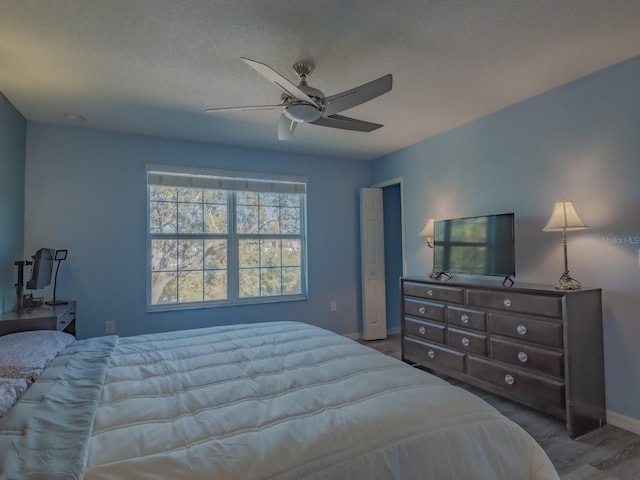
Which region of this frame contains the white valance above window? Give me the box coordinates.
[146,165,306,194]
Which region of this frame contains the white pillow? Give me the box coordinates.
[0,330,75,379]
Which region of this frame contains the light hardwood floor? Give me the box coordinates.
[359,334,640,480]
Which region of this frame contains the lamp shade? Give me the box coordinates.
[543,201,588,232]
[419,218,436,237]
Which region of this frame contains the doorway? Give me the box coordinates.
[374,179,405,335]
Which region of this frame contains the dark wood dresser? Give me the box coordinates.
[401,277,605,438]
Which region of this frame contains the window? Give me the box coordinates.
[147,166,307,309]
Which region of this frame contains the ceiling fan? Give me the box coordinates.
[206,58,393,140]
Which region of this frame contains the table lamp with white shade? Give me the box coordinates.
[543,200,588,290]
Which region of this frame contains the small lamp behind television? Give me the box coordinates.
[46,249,69,305]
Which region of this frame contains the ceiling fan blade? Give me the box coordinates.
[323,74,392,117]
[310,114,382,132]
[205,104,281,113]
[241,57,320,108]
[277,114,297,140]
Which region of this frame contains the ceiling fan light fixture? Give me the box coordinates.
[284,103,322,123]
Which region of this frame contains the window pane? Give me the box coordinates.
[261,240,281,266]
[239,239,259,267]
[178,239,203,270]
[259,206,280,234]
[178,271,203,302]
[205,271,227,300]
[239,268,260,297]
[260,192,280,206]
[261,268,282,296]
[178,202,203,233]
[204,240,227,269]
[178,187,202,203]
[237,205,259,234]
[152,239,177,271]
[152,271,177,304]
[150,185,177,202]
[281,207,300,234]
[281,194,301,207]
[203,189,227,203]
[150,201,177,233]
[237,191,258,205]
[282,267,301,294]
[204,204,227,233]
[282,240,301,266]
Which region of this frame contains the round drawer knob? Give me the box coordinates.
[427,290,433,296]
[504,374,515,385]
[461,337,470,347]
[503,298,512,307]
[517,324,527,335]
[427,349,435,359]
[418,306,426,315]
[461,314,469,324]
[419,326,426,335]
[518,351,528,363]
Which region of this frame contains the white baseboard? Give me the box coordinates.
[606,409,640,435]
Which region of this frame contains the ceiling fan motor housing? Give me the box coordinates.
[283,78,325,122]
[284,102,322,122]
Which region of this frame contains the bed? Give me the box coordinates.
[0,321,559,479]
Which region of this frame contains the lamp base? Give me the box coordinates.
[553,272,582,291]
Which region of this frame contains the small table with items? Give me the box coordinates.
[0,301,76,337]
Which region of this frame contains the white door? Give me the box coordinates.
[360,188,387,340]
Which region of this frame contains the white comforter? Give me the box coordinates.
[83,322,557,480]
[0,321,558,479]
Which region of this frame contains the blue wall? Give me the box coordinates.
[371,56,640,425]
[0,93,26,314]
[23,124,371,338]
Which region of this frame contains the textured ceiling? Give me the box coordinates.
[1,0,640,160]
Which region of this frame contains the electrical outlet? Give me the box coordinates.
[105,320,115,334]
[330,301,337,312]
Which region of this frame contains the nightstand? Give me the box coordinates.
[0,301,76,336]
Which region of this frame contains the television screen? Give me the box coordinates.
[26,248,55,290]
[433,213,515,277]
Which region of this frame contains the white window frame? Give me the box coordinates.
[146,164,308,311]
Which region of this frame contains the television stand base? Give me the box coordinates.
[502,276,514,287]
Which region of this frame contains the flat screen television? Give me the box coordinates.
[26,248,55,290]
[433,213,515,279]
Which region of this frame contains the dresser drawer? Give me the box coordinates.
[490,313,563,348]
[403,298,445,323]
[57,309,75,331]
[403,281,464,304]
[404,317,446,344]
[447,306,487,331]
[468,357,565,408]
[490,337,564,378]
[468,289,562,318]
[403,337,466,373]
[447,327,488,357]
